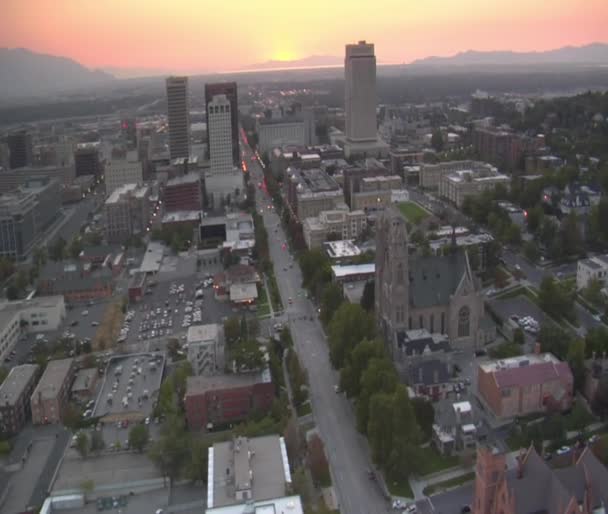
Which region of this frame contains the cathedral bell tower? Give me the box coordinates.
[375,206,409,355]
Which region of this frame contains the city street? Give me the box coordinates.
[243,138,391,514]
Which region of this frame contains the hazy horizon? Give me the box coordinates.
[3,0,608,76]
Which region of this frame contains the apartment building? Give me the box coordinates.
[187,324,224,376]
[163,172,203,212]
[185,370,273,431]
[105,152,143,196]
[419,160,497,190]
[0,364,39,435]
[439,168,510,207]
[303,209,367,249]
[105,183,150,243]
[284,167,344,220]
[31,358,75,425]
[576,254,608,291]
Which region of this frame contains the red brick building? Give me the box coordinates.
[163,172,203,212]
[477,352,573,420]
[473,445,608,514]
[31,358,75,425]
[0,364,39,435]
[185,371,274,431]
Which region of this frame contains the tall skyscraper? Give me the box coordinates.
[208,95,234,175]
[6,130,33,169]
[166,76,191,160]
[204,82,239,166]
[344,41,388,158]
[205,94,242,206]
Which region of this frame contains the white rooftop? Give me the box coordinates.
[187,324,220,344]
[479,352,560,373]
[453,401,472,414]
[206,495,303,514]
[324,240,362,259]
[331,263,375,278]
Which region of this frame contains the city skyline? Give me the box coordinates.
[2,0,608,75]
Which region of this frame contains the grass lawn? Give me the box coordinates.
[422,471,476,496]
[256,284,271,318]
[417,446,460,476]
[296,402,312,417]
[397,202,429,225]
[387,478,414,499]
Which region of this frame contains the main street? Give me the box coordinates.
[242,139,390,514]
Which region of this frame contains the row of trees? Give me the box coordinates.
[150,226,192,253]
[327,302,434,483]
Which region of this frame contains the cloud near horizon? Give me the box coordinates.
[2,0,608,73]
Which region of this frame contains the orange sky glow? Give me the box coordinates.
[2,0,608,73]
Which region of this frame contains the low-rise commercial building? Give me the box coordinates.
[439,167,510,208]
[104,152,143,196]
[163,172,203,212]
[477,352,573,421]
[407,359,452,402]
[284,167,344,220]
[350,175,402,211]
[74,142,102,178]
[302,209,366,249]
[161,210,201,231]
[185,369,273,431]
[331,263,375,284]
[71,368,98,403]
[207,435,293,509]
[105,183,150,243]
[200,213,255,253]
[187,324,224,376]
[0,364,39,435]
[419,160,497,190]
[37,262,113,302]
[31,358,75,425]
[576,254,608,290]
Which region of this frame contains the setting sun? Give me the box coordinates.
[271,49,298,62]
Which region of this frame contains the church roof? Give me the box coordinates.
[408,251,470,309]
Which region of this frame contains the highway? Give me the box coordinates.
[242,139,391,514]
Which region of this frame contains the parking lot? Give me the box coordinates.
[488,294,554,349]
[93,352,165,422]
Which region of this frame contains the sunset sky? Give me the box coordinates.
[2,0,608,74]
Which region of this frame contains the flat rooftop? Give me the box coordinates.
[162,210,201,224]
[105,183,148,204]
[287,167,340,194]
[166,172,201,187]
[187,324,220,344]
[206,495,303,514]
[0,364,39,406]
[31,358,74,402]
[71,368,97,394]
[208,435,291,509]
[186,369,271,397]
[479,352,560,373]
[324,240,362,259]
[331,263,375,278]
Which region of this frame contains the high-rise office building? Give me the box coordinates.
[205,82,239,166]
[344,41,388,158]
[166,76,191,160]
[7,130,33,169]
[74,143,102,178]
[208,95,234,175]
[205,94,242,206]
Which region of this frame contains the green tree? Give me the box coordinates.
[173,361,193,402]
[232,340,264,371]
[538,276,576,324]
[167,338,180,359]
[538,324,573,360]
[307,434,331,487]
[129,424,150,452]
[523,241,540,263]
[525,205,545,234]
[75,432,90,459]
[560,211,584,257]
[14,269,29,291]
[48,237,67,261]
[513,328,525,345]
[157,379,176,417]
[431,130,444,152]
[582,278,606,307]
[367,392,394,466]
[63,404,82,431]
[320,283,343,325]
[585,327,608,358]
[90,431,105,454]
[68,237,83,259]
[339,338,384,397]
[504,223,522,246]
[356,358,398,433]
[411,398,435,440]
[224,317,241,346]
[328,303,375,368]
[148,416,190,487]
[184,438,208,483]
[567,339,586,391]
[360,280,375,312]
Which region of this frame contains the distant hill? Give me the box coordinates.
[408,43,608,68]
[246,55,343,70]
[0,48,115,99]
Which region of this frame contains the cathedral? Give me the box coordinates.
[375,206,493,358]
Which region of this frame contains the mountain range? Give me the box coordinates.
[245,54,343,70]
[407,43,608,67]
[0,48,114,100]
